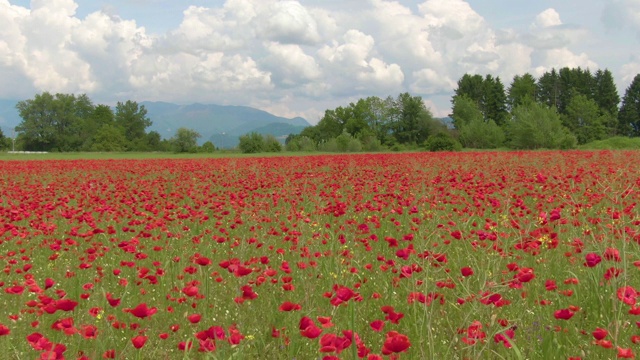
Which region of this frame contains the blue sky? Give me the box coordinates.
[1,0,639,124]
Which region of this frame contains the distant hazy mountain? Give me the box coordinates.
[143,102,310,147]
[0,99,311,147]
[0,99,20,135]
[438,116,454,129]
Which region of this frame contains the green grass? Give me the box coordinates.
[580,136,640,150]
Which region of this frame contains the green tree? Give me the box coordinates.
[238,132,265,153]
[315,107,348,142]
[424,132,462,152]
[391,92,435,145]
[145,131,163,151]
[619,74,640,136]
[80,104,114,150]
[451,95,483,130]
[91,124,128,152]
[508,73,537,110]
[537,69,561,110]
[594,69,620,118]
[0,127,6,150]
[115,100,152,148]
[453,74,507,125]
[454,74,485,106]
[459,118,505,149]
[563,95,609,144]
[15,92,57,151]
[285,135,316,152]
[15,92,92,151]
[537,67,595,115]
[508,102,576,149]
[171,128,201,153]
[200,141,216,153]
[483,75,508,126]
[263,135,282,152]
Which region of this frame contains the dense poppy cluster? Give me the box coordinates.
[0,151,639,359]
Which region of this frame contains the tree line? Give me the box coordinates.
[286,92,454,152]
[3,67,639,153]
[5,92,158,152]
[1,92,217,153]
[285,67,640,152]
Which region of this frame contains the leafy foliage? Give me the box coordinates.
[508,102,576,149]
[459,118,505,149]
[263,134,283,153]
[238,132,265,154]
[507,73,536,110]
[171,128,201,153]
[424,132,462,152]
[200,141,216,153]
[15,92,155,152]
[619,74,640,136]
[563,95,609,144]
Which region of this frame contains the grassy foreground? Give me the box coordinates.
[0,151,639,359]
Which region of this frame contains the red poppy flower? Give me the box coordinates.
[131,335,148,349]
[461,267,474,277]
[584,253,602,267]
[44,278,55,290]
[279,301,302,311]
[592,328,608,340]
[370,320,384,332]
[127,303,158,319]
[617,286,638,306]
[299,317,322,339]
[55,299,78,312]
[554,308,574,320]
[604,248,621,262]
[382,331,411,355]
[187,314,201,324]
[617,347,634,359]
[106,293,121,307]
[0,324,10,336]
[80,324,98,339]
[27,332,52,351]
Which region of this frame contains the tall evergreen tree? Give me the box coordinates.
[594,69,620,116]
[537,68,561,109]
[618,74,640,136]
[453,74,485,108]
[507,73,537,111]
[483,75,508,126]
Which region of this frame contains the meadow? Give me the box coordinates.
[0,151,639,359]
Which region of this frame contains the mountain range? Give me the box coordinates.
[0,100,310,148]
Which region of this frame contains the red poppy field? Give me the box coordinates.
[1,151,640,360]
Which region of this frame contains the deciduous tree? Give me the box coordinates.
[115,100,152,147]
[171,127,201,153]
[563,94,608,144]
[509,102,576,149]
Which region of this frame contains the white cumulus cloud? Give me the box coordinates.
[0,0,633,123]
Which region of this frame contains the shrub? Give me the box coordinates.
[319,138,339,152]
[424,132,462,152]
[508,103,577,149]
[200,141,216,153]
[238,132,265,153]
[263,135,283,153]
